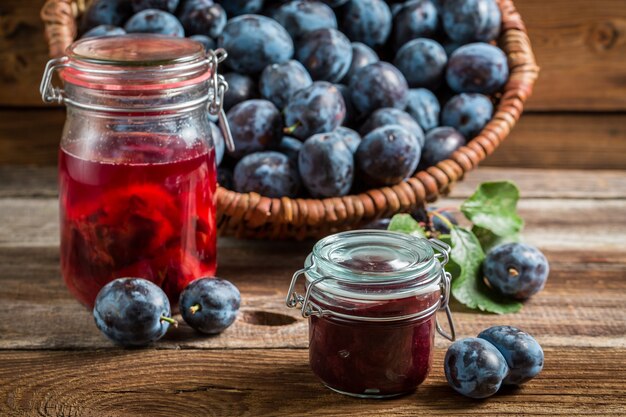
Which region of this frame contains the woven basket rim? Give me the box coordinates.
[41,0,539,239]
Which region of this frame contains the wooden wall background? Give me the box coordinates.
[0,0,625,168]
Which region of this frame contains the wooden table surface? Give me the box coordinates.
[0,166,624,416]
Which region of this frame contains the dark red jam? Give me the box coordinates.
[59,134,216,308]
[308,291,439,397]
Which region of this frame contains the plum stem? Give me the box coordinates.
[189,304,202,315]
[283,121,301,135]
[160,316,178,328]
[430,210,455,231]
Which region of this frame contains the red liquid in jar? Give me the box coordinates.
[307,254,440,397]
[58,134,216,308]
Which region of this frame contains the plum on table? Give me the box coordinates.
[180,277,241,334]
[444,337,509,399]
[93,278,176,347]
[483,243,549,299]
[478,325,544,385]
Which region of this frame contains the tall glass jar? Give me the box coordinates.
[286,230,455,398]
[40,35,231,308]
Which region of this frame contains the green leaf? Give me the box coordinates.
[450,226,522,314]
[387,214,426,237]
[472,225,520,253]
[461,181,524,238]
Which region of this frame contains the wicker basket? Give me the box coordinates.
[41,0,539,240]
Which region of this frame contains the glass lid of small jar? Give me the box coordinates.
[303,230,444,301]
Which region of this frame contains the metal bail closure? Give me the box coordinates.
[40,57,69,104]
[427,238,456,342]
[207,48,235,153]
[285,268,327,318]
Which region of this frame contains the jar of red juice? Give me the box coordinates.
[286,230,456,398]
[40,35,233,308]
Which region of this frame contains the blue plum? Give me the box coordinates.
[477,0,502,42]
[446,43,509,94]
[284,81,346,140]
[444,338,509,399]
[442,0,489,43]
[217,0,264,16]
[393,0,439,48]
[219,14,294,74]
[189,34,216,51]
[131,0,179,13]
[405,88,440,132]
[124,9,185,37]
[179,277,241,334]
[478,326,544,385]
[335,84,356,126]
[93,278,175,347]
[222,72,258,111]
[226,99,283,159]
[419,127,466,168]
[483,243,549,300]
[340,42,379,85]
[429,207,458,234]
[394,38,447,89]
[277,136,303,162]
[82,25,126,38]
[298,132,354,197]
[81,0,132,32]
[359,108,424,146]
[349,62,409,116]
[296,28,353,83]
[335,126,361,153]
[234,151,301,197]
[217,167,233,189]
[177,0,226,38]
[320,0,349,6]
[356,125,421,186]
[208,120,225,166]
[441,93,493,139]
[272,0,337,40]
[340,0,392,48]
[259,60,313,109]
[361,218,391,230]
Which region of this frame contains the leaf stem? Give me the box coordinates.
[189,304,202,315]
[283,120,301,135]
[160,315,178,328]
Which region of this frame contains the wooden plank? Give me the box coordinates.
[2,0,626,111]
[517,0,626,111]
[1,109,626,169]
[1,197,625,250]
[0,241,624,350]
[2,165,626,200]
[0,348,624,416]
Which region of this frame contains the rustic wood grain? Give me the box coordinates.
[1,109,626,169]
[3,165,626,200]
[0,348,624,417]
[2,0,625,111]
[0,244,625,350]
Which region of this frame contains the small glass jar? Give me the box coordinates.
[286,230,455,398]
[40,35,233,308]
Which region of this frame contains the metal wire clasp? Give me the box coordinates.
[427,238,456,341]
[207,48,235,153]
[286,268,328,318]
[40,57,69,104]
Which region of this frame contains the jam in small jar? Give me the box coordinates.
[286,230,455,398]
